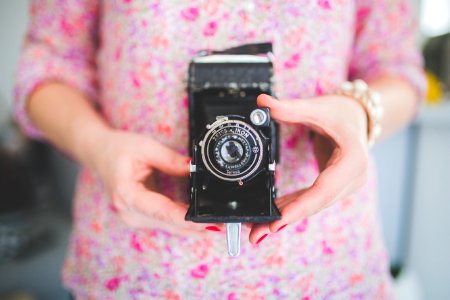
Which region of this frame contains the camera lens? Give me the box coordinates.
[201,118,264,182]
[220,140,244,163]
[214,134,251,170]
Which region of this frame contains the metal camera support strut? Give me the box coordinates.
[226,223,241,256]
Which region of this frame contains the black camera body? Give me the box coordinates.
[185,44,281,225]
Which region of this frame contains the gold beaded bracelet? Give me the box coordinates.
[337,79,384,148]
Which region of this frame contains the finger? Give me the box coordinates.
[248,223,271,245]
[122,211,222,236]
[257,94,341,141]
[269,149,367,232]
[129,186,223,232]
[144,140,190,177]
[257,94,311,124]
[275,189,308,210]
[174,202,225,232]
[120,210,204,236]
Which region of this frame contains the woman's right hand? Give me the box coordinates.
[85,129,223,236]
[26,82,221,236]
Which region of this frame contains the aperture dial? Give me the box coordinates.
[200,117,264,182]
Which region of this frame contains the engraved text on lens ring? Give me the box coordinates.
[201,120,264,182]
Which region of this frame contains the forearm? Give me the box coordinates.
[368,75,420,142]
[27,82,111,168]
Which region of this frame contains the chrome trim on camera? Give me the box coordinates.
[193,55,270,64]
[268,161,276,172]
[200,119,264,182]
[250,109,268,126]
[215,115,228,121]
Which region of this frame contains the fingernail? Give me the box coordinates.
[256,234,268,245]
[186,158,192,164]
[205,226,221,232]
[276,224,288,232]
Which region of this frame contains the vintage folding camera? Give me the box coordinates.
[185,43,281,256]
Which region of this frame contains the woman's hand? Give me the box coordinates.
[27,83,222,236]
[87,129,223,235]
[248,94,370,244]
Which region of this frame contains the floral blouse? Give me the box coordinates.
[14,0,424,299]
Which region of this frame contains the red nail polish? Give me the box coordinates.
[205,226,221,232]
[277,224,287,232]
[186,158,192,164]
[256,234,268,245]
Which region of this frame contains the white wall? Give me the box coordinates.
[408,106,450,300]
[374,129,413,268]
[0,1,28,123]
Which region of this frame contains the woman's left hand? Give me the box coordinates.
[248,94,370,244]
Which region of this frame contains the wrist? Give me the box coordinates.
[337,80,384,148]
[71,119,113,171]
[336,94,369,140]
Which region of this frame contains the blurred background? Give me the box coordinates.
[0,1,449,300]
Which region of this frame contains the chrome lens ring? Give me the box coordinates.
[200,119,263,182]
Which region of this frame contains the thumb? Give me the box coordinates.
[145,140,190,176]
[256,93,276,108]
[256,94,310,124]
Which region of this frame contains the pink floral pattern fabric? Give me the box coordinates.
[15,0,424,299]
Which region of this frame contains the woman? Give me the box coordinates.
[15,0,425,299]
